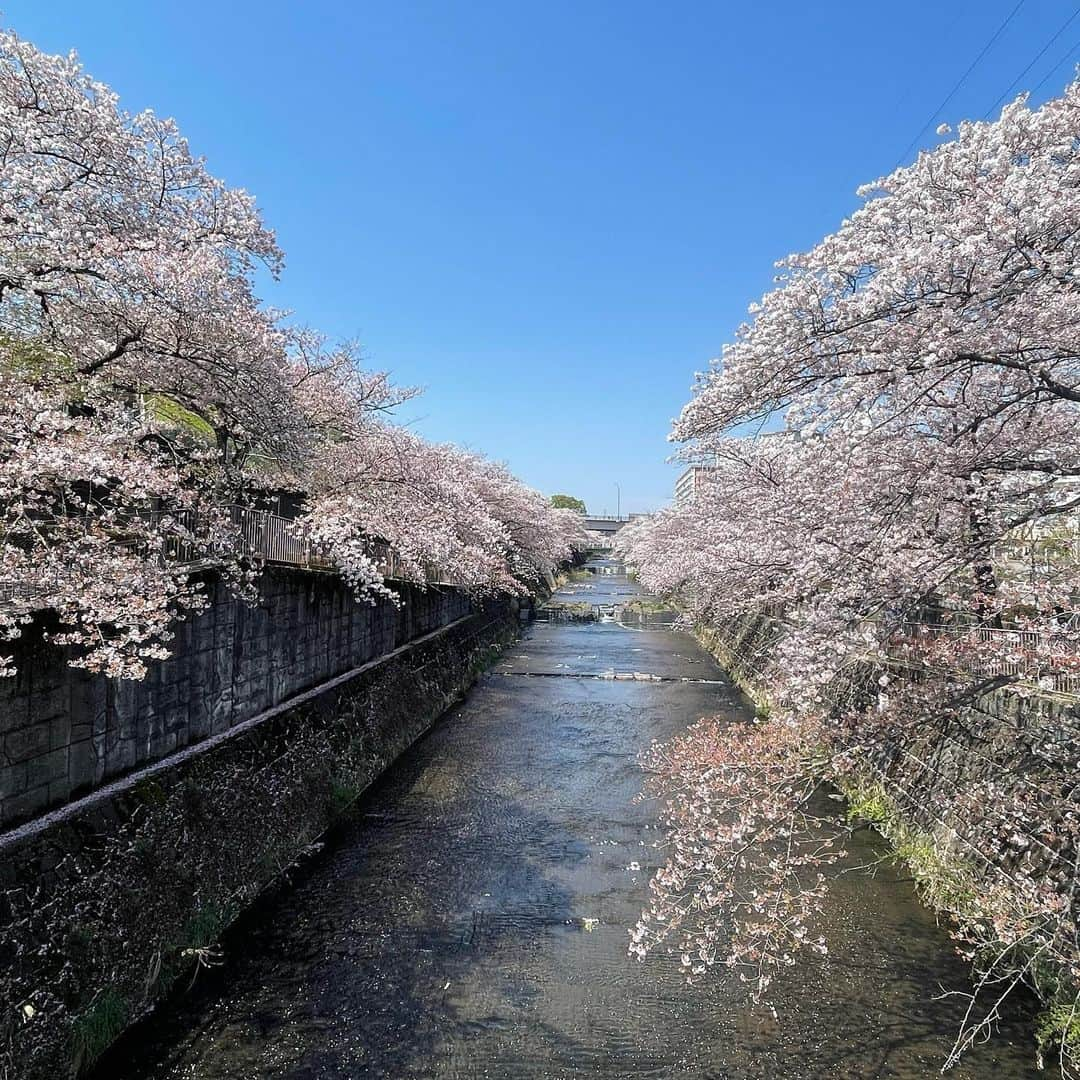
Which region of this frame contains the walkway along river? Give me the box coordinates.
[95,560,1038,1078]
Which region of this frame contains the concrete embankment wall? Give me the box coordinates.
[0,568,473,828]
[0,572,520,1079]
[696,614,1079,892]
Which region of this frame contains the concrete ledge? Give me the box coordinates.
[0,612,476,856]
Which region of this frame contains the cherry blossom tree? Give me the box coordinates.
[0,27,289,675]
[0,29,581,677]
[303,425,587,597]
[0,369,247,678]
[622,76,1080,1070]
[0,30,295,465]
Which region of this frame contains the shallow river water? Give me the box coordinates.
[96,561,1039,1079]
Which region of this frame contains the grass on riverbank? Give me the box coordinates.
[842,779,978,913]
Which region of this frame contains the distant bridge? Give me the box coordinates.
[582,515,635,536]
[581,514,650,552]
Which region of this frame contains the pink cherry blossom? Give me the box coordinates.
[0,31,586,678]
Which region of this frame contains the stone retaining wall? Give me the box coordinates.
[695,613,1080,886]
[0,600,518,1079]
[0,569,471,827]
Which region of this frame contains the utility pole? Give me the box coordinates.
[615,482,621,520]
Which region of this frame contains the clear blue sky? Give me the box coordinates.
[13,2,1079,514]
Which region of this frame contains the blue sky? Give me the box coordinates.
[13,1,1079,514]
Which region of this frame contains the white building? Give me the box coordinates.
[673,466,716,505]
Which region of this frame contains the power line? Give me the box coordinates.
[894,0,1028,170]
[884,5,972,123]
[1028,33,1080,97]
[985,5,1080,117]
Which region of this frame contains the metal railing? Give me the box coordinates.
[729,609,1080,701]
[888,621,1080,698]
[225,505,334,571]
[0,581,49,606]
[993,527,1080,571]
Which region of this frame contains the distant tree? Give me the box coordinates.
[550,494,586,513]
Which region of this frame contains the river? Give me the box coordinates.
[95,559,1038,1078]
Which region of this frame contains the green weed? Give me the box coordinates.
[72,988,128,1068]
